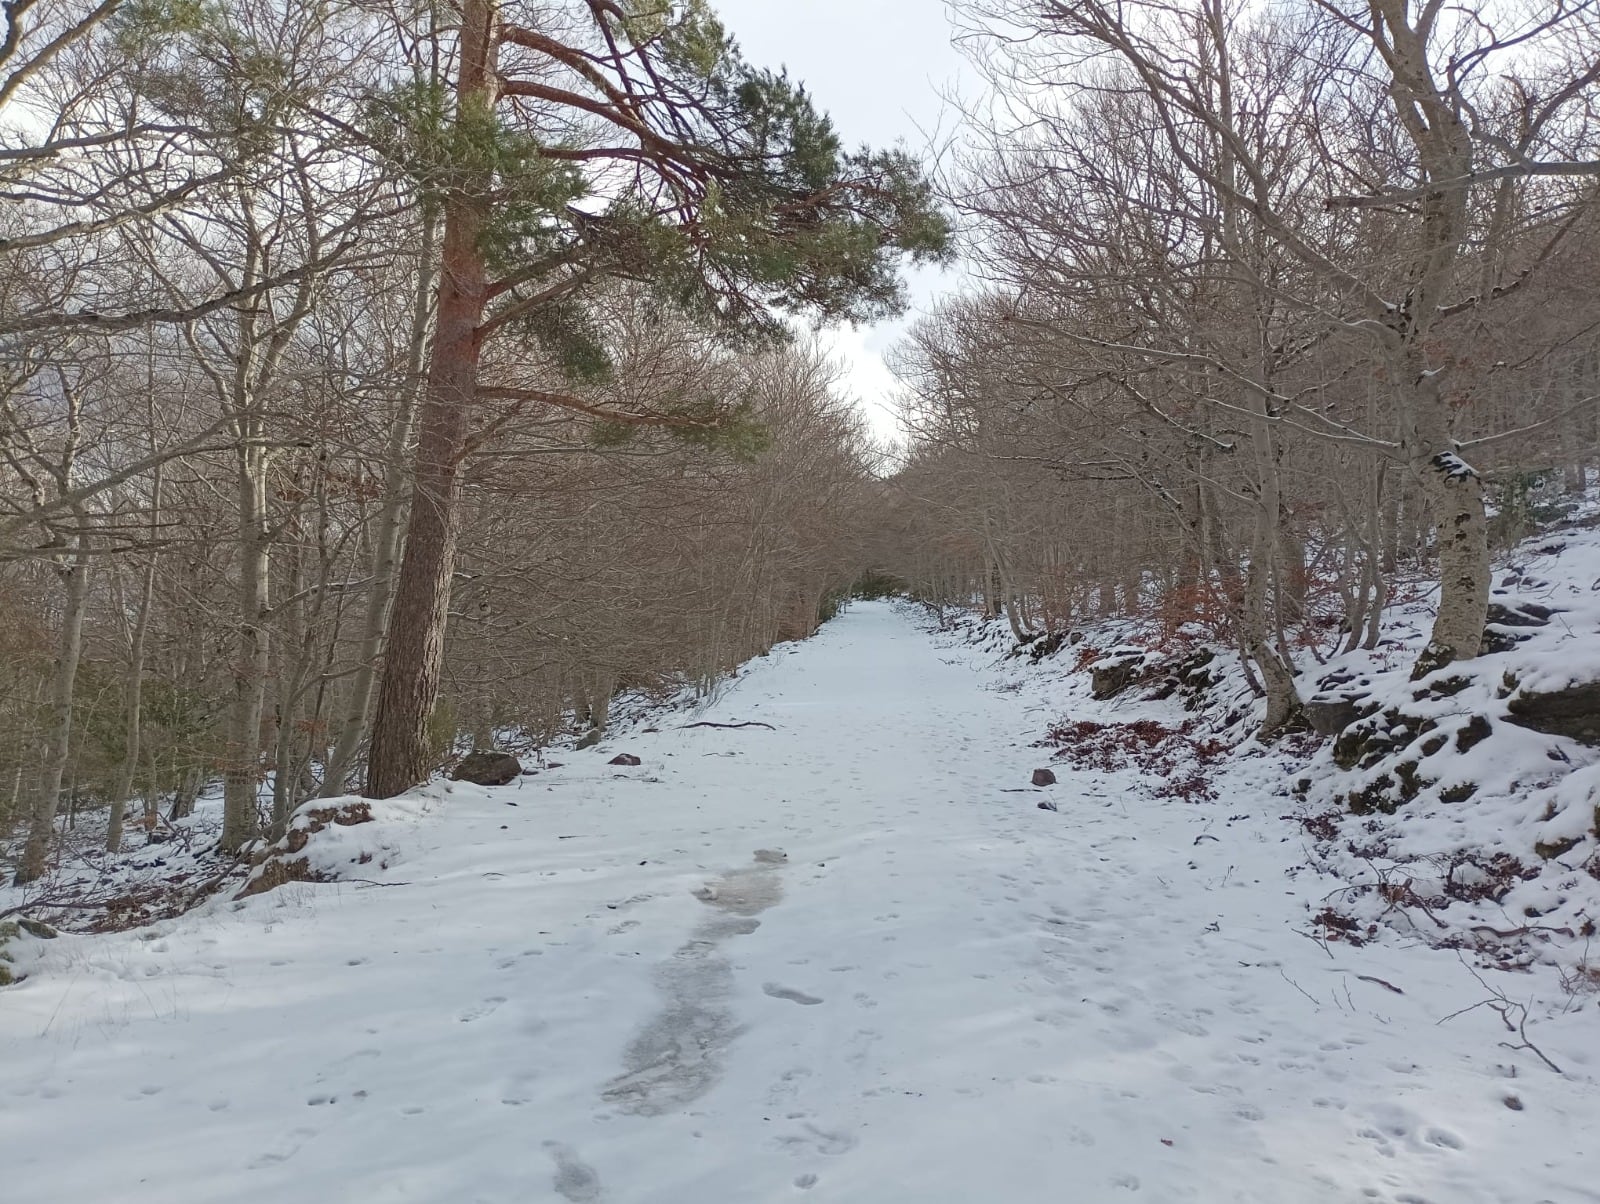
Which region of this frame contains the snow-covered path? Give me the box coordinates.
[4,603,1596,1203]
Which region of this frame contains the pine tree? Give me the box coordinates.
[364,0,948,797]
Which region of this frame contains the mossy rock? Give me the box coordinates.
[1333,708,1438,772]
[1394,760,1431,803]
[1419,734,1448,757]
[1456,715,1493,754]
[1534,835,1582,861]
[1507,680,1600,747]
[1439,782,1478,804]
[1347,774,1400,816]
[0,918,51,986]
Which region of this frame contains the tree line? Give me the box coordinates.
[882,0,1600,733]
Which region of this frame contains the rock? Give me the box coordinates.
[1037,800,1058,811]
[1306,695,1371,736]
[1412,675,1471,702]
[609,753,642,766]
[1455,715,1492,753]
[1090,648,1149,700]
[236,800,374,900]
[1506,680,1600,746]
[1534,835,1581,861]
[1480,600,1559,655]
[1027,631,1067,662]
[0,916,60,987]
[450,750,523,786]
[1031,768,1057,787]
[1486,600,1557,627]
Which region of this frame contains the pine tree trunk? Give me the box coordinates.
[321,210,439,796]
[366,0,496,799]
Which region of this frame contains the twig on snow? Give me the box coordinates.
[1438,955,1564,1075]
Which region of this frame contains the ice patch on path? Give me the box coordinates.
[602,852,787,1115]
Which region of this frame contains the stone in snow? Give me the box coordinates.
[451,751,524,786]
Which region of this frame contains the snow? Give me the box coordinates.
[4,602,1599,1203]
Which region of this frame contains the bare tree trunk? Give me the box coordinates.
[1413,446,1489,673]
[221,434,270,852]
[106,465,162,853]
[367,0,496,799]
[15,524,91,884]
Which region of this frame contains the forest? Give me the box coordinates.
[0,0,948,881]
[3,0,1599,925]
[7,3,1600,1201]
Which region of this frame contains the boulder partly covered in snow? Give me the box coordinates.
[236,798,412,900]
[1089,647,1150,700]
[450,750,523,786]
[1303,668,1382,736]
[0,917,57,986]
[1506,679,1600,746]
[1479,600,1559,656]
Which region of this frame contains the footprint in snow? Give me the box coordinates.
[247,1127,317,1169]
[763,983,823,1006]
[544,1141,603,1202]
[457,996,508,1023]
[776,1121,859,1157]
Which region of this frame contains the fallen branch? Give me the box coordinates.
[1356,974,1405,995]
[1470,923,1576,940]
[681,720,777,731]
[1439,955,1565,1075]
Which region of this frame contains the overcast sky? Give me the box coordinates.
[710,0,975,442]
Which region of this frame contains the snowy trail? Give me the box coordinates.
[4,603,1596,1204]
